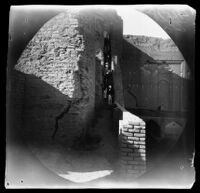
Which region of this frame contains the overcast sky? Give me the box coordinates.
[12,5,171,39]
[115,6,170,39]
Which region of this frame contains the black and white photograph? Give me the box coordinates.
[6,4,195,189]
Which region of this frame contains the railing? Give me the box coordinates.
[114,101,127,112]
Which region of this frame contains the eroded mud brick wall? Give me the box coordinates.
[122,35,190,111]
[13,9,124,145]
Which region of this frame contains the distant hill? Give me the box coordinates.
[123,35,184,61]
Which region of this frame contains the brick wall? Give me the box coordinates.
[122,36,190,111]
[12,8,124,146]
[114,103,146,179]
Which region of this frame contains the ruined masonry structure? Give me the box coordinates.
[13,8,147,178]
[115,105,146,178]
[14,9,124,145]
[122,35,190,111]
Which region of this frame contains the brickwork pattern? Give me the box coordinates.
[119,111,146,179]
[13,8,124,145]
[122,35,189,111]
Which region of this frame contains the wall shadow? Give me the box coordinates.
[122,38,191,112]
[7,70,76,148]
[121,38,194,172]
[145,120,162,169]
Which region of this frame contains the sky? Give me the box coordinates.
[11,5,171,39]
[115,6,170,39]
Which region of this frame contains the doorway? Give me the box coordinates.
[102,31,114,105]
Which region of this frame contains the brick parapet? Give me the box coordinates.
[118,109,146,179]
